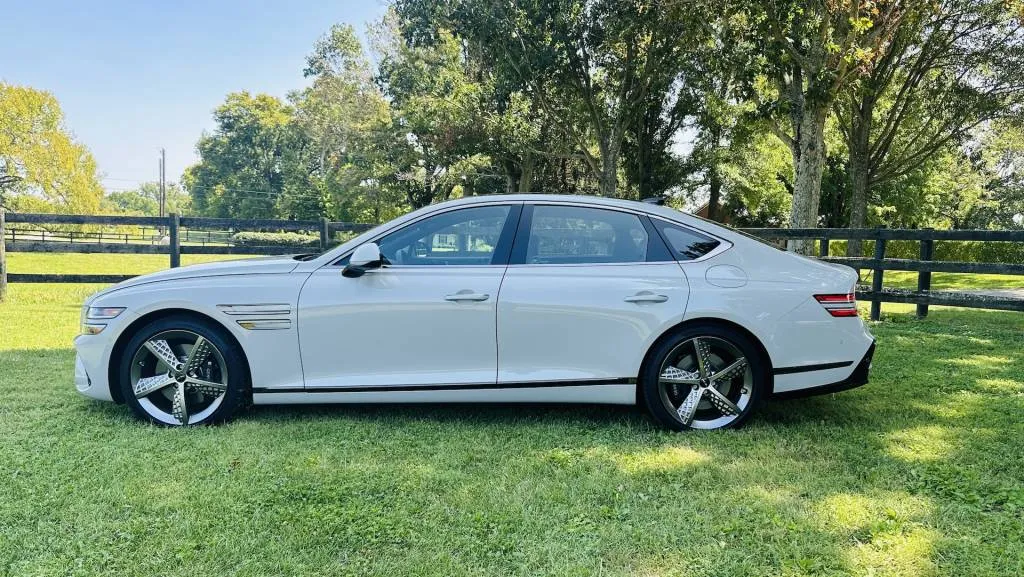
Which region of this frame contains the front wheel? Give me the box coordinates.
[640,324,766,431]
[118,315,249,426]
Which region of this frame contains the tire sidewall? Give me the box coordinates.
[641,324,767,431]
[118,315,248,426]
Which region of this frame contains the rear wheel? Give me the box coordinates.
[640,324,766,431]
[118,315,248,426]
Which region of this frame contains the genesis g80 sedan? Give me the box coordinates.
[75,195,875,430]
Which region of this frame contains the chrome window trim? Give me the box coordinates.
[323,197,732,268]
[646,214,733,264]
[327,202,521,268]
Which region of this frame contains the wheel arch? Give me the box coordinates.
[107,308,252,404]
[636,317,775,406]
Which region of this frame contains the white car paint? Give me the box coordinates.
[74,194,874,415]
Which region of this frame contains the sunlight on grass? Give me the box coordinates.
[6,252,253,275]
[867,271,1024,291]
[815,492,930,530]
[885,426,955,462]
[845,525,939,577]
[1,254,1022,575]
[947,354,1013,369]
[606,446,709,473]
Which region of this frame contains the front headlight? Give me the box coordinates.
[81,307,125,335]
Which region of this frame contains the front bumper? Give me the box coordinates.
[73,335,116,402]
[772,340,875,400]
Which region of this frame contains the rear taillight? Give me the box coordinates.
[814,293,858,317]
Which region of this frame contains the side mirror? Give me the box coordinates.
[342,243,383,278]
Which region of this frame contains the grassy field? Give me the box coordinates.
[867,270,1024,291]
[1,257,1023,576]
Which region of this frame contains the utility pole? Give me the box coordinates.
[159,148,166,219]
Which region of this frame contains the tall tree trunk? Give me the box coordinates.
[503,159,518,194]
[787,105,828,254]
[707,124,722,221]
[846,101,872,257]
[708,165,721,222]
[599,152,617,196]
[518,152,534,193]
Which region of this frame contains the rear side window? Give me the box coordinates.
[525,205,649,264]
[654,221,721,261]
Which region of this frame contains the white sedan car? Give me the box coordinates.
[75,195,875,430]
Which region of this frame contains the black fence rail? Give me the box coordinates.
[741,227,1024,319]
[0,210,373,298]
[2,209,1022,318]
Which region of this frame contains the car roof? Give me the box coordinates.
[310,193,755,267]
[426,193,741,240]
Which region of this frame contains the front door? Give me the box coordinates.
[297,204,520,389]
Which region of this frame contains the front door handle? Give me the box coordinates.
[445,290,490,302]
[624,292,669,304]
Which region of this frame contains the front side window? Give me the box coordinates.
[654,221,721,261]
[376,205,512,266]
[525,205,649,264]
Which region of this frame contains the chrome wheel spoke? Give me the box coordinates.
[676,386,703,425]
[132,329,229,426]
[171,381,189,425]
[660,365,700,385]
[144,339,182,372]
[184,336,213,375]
[134,373,175,398]
[704,386,741,416]
[692,337,713,378]
[185,377,227,397]
[711,357,748,383]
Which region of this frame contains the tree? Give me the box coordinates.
[288,24,401,221]
[0,83,103,213]
[406,0,711,198]
[182,92,298,218]
[374,16,491,208]
[102,182,191,216]
[748,0,907,252]
[837,0,1024,254]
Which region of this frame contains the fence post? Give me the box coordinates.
[169,213,181,268]
[870,233,886,321]
[917,230,934,318]
[820,235,830,257]
[319,217,330,251]
[0,208,7,302]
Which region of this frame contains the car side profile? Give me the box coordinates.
[74,194,875,431]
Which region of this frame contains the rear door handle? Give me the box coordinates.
[624,292,669,304]
[445,290,490,302]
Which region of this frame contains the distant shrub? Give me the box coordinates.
[231,231,320,248]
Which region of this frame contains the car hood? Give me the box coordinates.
[87,255,303,302]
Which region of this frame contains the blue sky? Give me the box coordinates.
[1,0,388,191]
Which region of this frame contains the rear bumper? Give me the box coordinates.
[772,340,875,400]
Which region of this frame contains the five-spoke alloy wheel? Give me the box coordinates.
[119,315,248,426]
[641,324,765,431]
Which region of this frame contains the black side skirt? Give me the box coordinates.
[253,378,636,395]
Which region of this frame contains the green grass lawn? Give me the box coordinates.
[867,270,1024,291]
[1,259,1023,576]
[6,252,252,275]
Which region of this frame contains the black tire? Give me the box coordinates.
[640,323,767,431]
[117,314,249,426]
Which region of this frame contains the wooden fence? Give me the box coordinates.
[2,210,1022,319]
[743,227,1024,319]
[0,210,373,298]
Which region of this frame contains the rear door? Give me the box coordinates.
[495,203,690,387]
